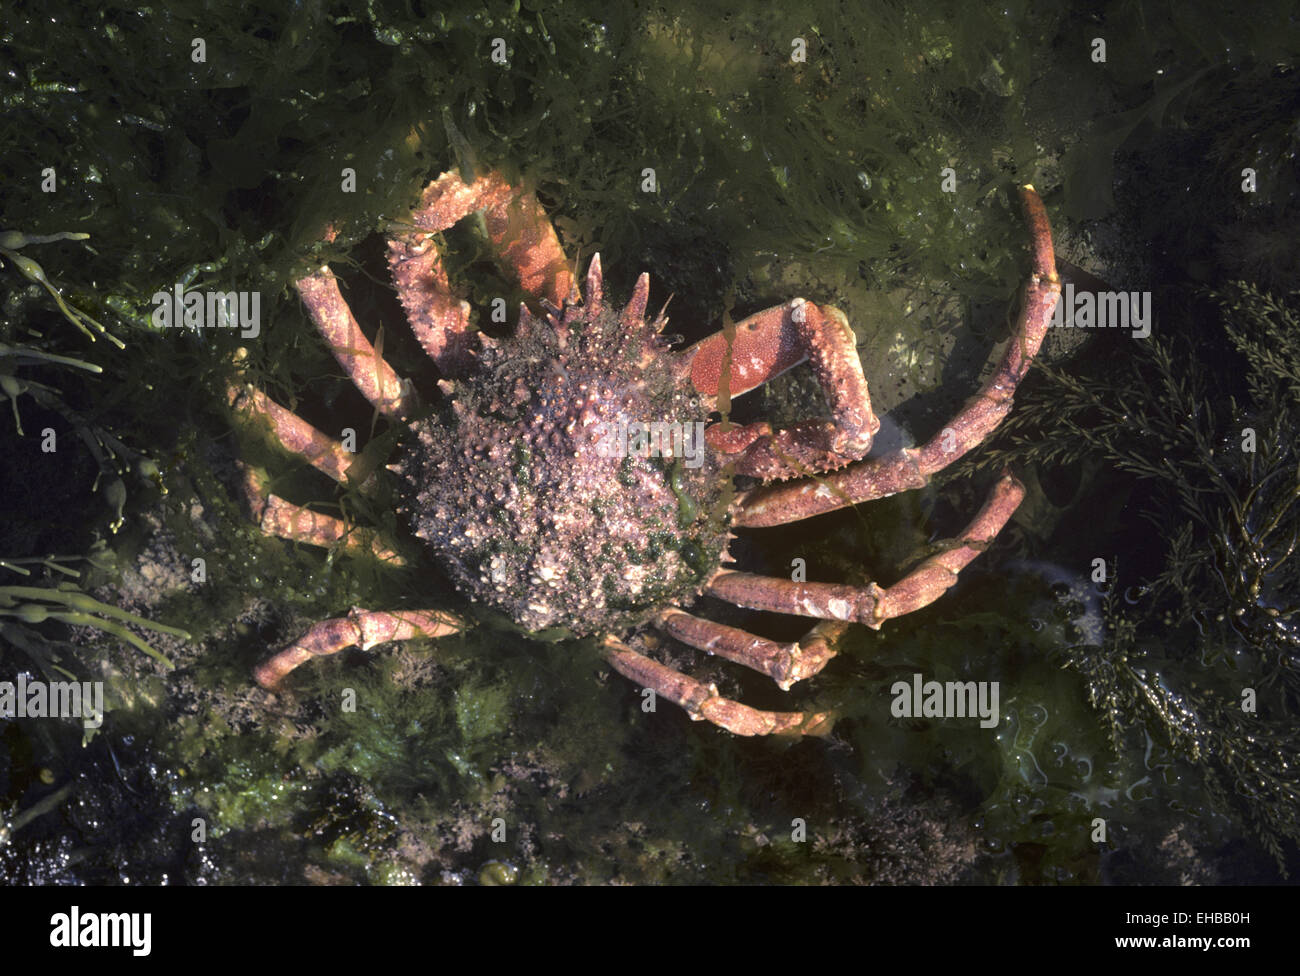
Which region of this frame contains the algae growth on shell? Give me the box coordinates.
[401,276,728,636]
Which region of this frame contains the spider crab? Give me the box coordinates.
[232,169,1060,736]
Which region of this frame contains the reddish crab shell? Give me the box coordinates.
[231,170,1061,736]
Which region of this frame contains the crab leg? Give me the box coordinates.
[654,610,841,690]
[228,383,372,488]
[709,474,1025,628]
[390,170,576,376]
[254,607,462,689]
[736,185,1060,528]
[406,170,574,306]
[241,466,405,566]
[681,299,881,480]
[601,636,834,737]
[294,267,417,419]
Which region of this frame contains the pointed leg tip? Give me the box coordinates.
[799,710,837,738]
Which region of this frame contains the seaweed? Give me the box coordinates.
[967,283,1300,871]
[1,229,189,681]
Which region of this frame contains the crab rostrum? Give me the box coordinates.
[232,169,1060,736]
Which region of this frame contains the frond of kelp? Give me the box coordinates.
[1,231,189,685]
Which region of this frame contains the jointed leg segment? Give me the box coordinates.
[228,383,367,487]
[710,473,1026,628]
[602,636,834,737]
[655,609,838,690]
[685,299,882,480]
[240,466,405,566]
[254,607,462,689]
[388,170,575,378]
[736,186,1060,528]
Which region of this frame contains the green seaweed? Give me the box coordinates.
[966,283,1300,872]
